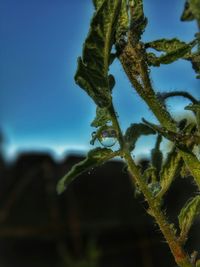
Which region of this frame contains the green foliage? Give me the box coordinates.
[129,0,147,41]
[58,2,200,266]
[124,123,155,151]
[115,0,129,41]
[178,148,200,189]
[184,52,200,78]
[146,38,189,53]
[178,195,200,238]
[57,148,119,194]
[181,0,200,25]
[92,0,104,10]
[185,102,200,129]
[91,107,111,128]
[74,0,122,107]
[158,148,182,198]
[146,39,197,66]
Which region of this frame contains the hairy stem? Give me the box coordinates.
[109,103,193,267]
[118,40,200,191]
[159,91,198,104]
[119,41,177,131]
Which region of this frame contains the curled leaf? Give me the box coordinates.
[124,123,156,151]
[57,148,119,194]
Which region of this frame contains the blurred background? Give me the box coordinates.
[0,0,199,266]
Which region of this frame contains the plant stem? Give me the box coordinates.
[159,91,198,104]
[109,104,193,267]
[118,40,200,191]
[124,152,194,267]
[119,41,177,131]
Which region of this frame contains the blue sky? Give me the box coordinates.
[0,0,199,161]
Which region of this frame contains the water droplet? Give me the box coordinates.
[99,128,117,147]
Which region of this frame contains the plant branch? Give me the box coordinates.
[118,41,177,131]
[158,91,198,104]
[109,101,193,267]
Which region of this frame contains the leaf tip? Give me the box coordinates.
[56,178,66,195]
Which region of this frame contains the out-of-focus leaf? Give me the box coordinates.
[91,107,111,128]
[151,135,163,177]
[116,0,129,41]
[178,195,200,238]
[196,259,200,267]
[75,0,122,107]
[57,148,119,194]
[124,123,156,151]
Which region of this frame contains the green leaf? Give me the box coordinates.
[158,148,182,198]
[178,195,200,238]
[57,148,119,194]
[92,0,105,10]
[179,147,200,189]
[184,52,200,79]
[91,107,112,128]
[75,0,122,107]
[75,58,111,107]
[181,1,196,21]
[124,123,156,151]
[145,38,188,53]
[115,0,129,41]
[181,0,200,25]
[129,0,147,41]
[146,39,197,66]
